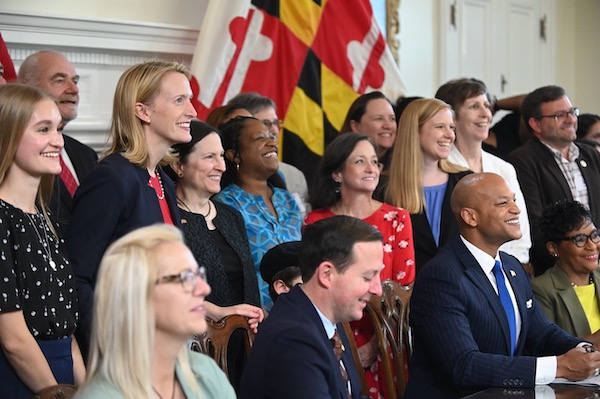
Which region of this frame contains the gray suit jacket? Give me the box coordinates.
[532,265,600,337]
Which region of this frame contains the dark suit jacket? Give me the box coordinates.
[67,153,181,357]
[50,134,97,229]
[508,139,600,275]
[240,286,364,399]
[404,237,583,399]
[532,265,600,338]
[410,171,471,273]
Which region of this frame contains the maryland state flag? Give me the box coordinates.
[190,0,406,178]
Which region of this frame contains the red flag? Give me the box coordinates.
[0,33,17,82]
[189,0,406,175]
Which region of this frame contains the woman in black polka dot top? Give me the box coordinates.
[0,84,84,398]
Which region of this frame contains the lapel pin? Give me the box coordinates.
[580,160,588,168]
[509,270,516,277]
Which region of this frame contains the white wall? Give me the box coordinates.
[0,0,208,27]
[398,0,438,97]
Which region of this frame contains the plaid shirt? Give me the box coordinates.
[542,141,589,208]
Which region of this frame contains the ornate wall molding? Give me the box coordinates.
[0,10,199,151]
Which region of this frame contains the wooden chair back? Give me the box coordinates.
[32,384,76,399]
[341,321,369,397]
[378,280,414,362]
[192,314,255,377]
[365,280,413,399]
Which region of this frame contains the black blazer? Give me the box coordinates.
[405,237,583,399]
[67,153,181,356]
[240,286,364,399]
[410,171,471,273]
[508,139,600,275]
[50,134,97,229]
[179,201,260,307]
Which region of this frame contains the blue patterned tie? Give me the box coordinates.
[493,260,516,355]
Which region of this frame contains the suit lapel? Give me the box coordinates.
[457,240,512,355]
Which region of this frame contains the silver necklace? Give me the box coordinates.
[23,208,57,271]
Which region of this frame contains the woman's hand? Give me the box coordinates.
[205,302,265,333]
[357,334,379,369]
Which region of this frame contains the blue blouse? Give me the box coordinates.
[214,184,302,310]
[424,182,447,247]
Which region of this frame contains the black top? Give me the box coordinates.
[179,201,260,307]
[210,228,244,304]
[0,200,77,339]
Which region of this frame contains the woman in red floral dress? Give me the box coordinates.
[304,132,415,399]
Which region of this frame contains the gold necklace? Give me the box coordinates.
[23,208,57,271]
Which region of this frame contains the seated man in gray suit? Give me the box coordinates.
[240,216,382,399]
[405,172,600,399]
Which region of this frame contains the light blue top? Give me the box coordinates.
[424,182,447,247]
[214,183,302,310]
[73,352,235,399]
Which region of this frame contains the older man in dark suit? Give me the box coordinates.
[405,173,600,399]
[240,216,382,399]
[19,51,97,228]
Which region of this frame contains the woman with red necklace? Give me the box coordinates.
[67,61,197,359]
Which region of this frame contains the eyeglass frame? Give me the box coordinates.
[557,229,600,248]
[261,119,283,130]
[537,107,580,122]
[155,266,207,292]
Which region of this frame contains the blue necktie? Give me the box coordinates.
[493,260,516,355]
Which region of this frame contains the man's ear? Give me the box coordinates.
[349,120,359,133]
[460,207,478,227]
[528,117,542,136]
[314,261,335,289]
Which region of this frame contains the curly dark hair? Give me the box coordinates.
[540,200,593,244]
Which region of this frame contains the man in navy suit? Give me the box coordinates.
[19,51,97,228]
[405,172,600,399]
[240,216,383,399]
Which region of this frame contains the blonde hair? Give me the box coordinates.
[85,224,202,399]
[385,98,466,213]
[0,83,58,236]
[106,61,191,168]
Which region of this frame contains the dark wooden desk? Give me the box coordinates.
[463,384,600,398]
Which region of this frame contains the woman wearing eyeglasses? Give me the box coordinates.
[531,200,600,347]
[74,225,236,399]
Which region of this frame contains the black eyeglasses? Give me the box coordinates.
[262,119,283,130]
[538,107,580,122]
[558,230,600,248]
[155,266,207,292]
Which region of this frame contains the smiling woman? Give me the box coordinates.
[0,84,84,398]
[532,200,600,348]
[213,116,302,311]
[168,120,264,391]
[66,61,198,359]
[74,224,236,399]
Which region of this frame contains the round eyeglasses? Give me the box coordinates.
[558,230,600,248]
[155,266,207,292]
